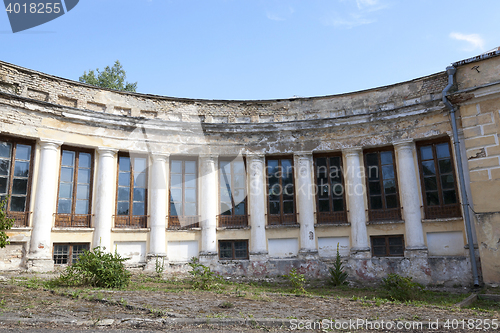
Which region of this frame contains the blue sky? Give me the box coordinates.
[1,0,499,100]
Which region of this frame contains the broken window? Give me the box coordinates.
[266,157,296,225]
[371,235,404,257]
[314,154,347,224]
[53,243,90,265]
[0,137,34,227]
[55,148,93,227]
[115,154,148,228]
[219,240,248,260]
[168,158,199,228]
[364,148,402,221]
[417,139,461,219]
[218,158,247,228]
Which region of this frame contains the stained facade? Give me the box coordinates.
[0,49,499,286]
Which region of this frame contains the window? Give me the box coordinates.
[417,139,460,219]
[364,148,401,221]
[371,235,404,257]
[0,138,34,227]
[53,243,89,264]
[218,158,247,228]
[266,157,296,225]
[55,148,93,227]
[219,240,248,260]
[314,154,347,224]
[115,155,148,228]
[169,159,198,228]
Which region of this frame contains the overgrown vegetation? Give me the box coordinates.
[381,273,425,301]
[328,243,349,286]
[0,196,14,248]
[79,60,137,92]
[187,257,223,291]
[50,246,131,289]
[284,268,306,294]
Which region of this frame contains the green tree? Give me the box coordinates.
[0,197,14,248]
[79,60,137,92]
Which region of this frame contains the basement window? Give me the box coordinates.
[370,235,404,257]
[219,240,248,260]
[53,243,89,265]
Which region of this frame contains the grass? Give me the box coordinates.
[7,273,499,312]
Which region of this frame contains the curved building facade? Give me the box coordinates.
[0,50,499,285]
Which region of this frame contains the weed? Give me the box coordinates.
[219,301,234,309]
[188,257,223,291]
[155,256,165,276]
[50,246,131,289]
[284,268,306,294]
[380,274,424,302]
[328,243,348,286]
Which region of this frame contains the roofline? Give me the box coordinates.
[0,59,445,104]
[452,48,500,67]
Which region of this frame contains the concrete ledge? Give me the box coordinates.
[478,294,500,302]
[454,293,478,307]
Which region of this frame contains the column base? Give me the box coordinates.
[144,253,168,272]
[404,246,428,258]
[198,252,218,266]
[350,247,371,259]
[26,256,54,272]
[298,249,319,260]
[249,252,269,262]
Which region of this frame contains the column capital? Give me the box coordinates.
[246,152,265,161]
[199,153,218,160]
[38,138,63,150]
[342,147,362,157]
[151,152,170,162]
[393,139,414,150]
[97,147,118,157]
[294,151,313,159]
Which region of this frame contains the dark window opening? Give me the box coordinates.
[371,235,404,257]
[219,240,249,260]
[266,157,296,225]
[53,243,90,265]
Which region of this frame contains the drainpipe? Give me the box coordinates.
[442,66,480,286]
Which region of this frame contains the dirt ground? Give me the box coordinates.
[0,273,498,332]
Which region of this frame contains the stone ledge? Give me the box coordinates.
[51,227,94,232]
[111,228,150,233]
[216,226,251,231]
[166,227,201,232]
[265,224,299,229]
[314,223,351,228]
[422,217,463,223]
[366,220,404,225]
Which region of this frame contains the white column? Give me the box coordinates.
[295,152,318,258]
[149,154,168,254]
[247,153,268,260]
[343,147,370,258]
[28,138,63,271]
[199,154,218,260]
[93,147,117,251]
[394,140,427,256]
[145,153,168,271]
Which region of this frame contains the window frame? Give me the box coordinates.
[218,239,249,260]
[313,153,348,224]
[114,153,148,228]
[168,157,199,228]
[265,156,297,226]
[416,138,461,219]
[0,136,35,227]
[55,146,94,228]
[363,147,402,222]
[52,243,90,265]
[218,157,248,228]
[370,235,405,257]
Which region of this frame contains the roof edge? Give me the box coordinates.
[452,48,500,67]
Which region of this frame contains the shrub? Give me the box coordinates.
[328,243,348,286]
[381,273,424,301]
[53,246,131,289]
[284,268,306,294]
[188,257,223,291]
[0,196,14,248]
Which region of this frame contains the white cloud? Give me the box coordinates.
[266,6,294,22]
[266,12,286,21]
[450,32,485,51]
[322,12,374,28]
[356,0,378,9]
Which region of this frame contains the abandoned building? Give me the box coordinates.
[0,49,499,286]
